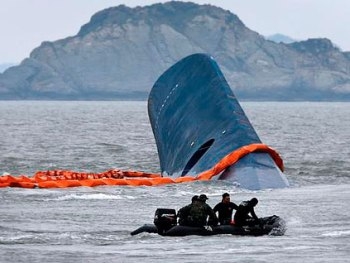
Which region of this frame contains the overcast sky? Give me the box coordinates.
[0,0,349,64]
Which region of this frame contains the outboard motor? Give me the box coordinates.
[153,208,177,235]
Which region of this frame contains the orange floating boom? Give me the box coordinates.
[0,143,283,189]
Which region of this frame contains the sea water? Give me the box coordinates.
[0,101,349,263]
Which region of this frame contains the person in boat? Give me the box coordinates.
[177,195,198,226]
[233,197,261,227]
[197,194,218,226]
[213,193,238,225]
[178,194,218,228]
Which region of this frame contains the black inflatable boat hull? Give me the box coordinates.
[130,215,286,236]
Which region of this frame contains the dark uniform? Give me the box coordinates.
[213,201,238,225]
[178,194,218,227]
[177,195,198,226]
[234,198,260,227]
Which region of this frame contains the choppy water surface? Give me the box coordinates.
[0,101,349,263]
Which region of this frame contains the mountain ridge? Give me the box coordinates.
[1,1,350,101]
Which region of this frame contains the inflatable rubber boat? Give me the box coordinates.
[131,208,286,236]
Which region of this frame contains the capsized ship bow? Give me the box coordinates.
[148,53,289,190]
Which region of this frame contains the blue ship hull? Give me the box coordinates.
[148,54,289,189]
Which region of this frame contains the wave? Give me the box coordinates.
[50,193,136,201]
[322,230,350,237]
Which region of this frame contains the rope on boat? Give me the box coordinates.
[0,143,284,189]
